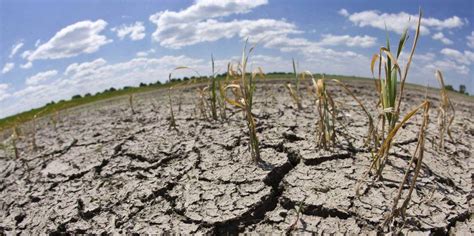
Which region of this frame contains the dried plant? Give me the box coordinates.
[286,58,303,110]
[167,87,178,131]
[225,42,264,163]
[209,55,219,120]
[312,77,337,149]
[128,94,136,115]
[196,86,210,120]
[353,10,435,230]
[382,101,430,229]
[11,126,20,159]
[286,201,304,234]
[367,9,422,178]
[435,70,455,150]
[217,69,229,120]
[31,110,46,151]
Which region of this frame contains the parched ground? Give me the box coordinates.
[0,79,473,234]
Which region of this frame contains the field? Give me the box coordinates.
[0,78,472,234]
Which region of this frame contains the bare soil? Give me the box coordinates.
[1,80,473,234]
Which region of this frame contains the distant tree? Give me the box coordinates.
[183,76,189,81]
[71,94,82,100]
[459,84,466,94]
[46,101,55,106]
[156,80,162,85]
[444,85,454,91]
[109,87,116,92]
[139,82,147,87]
[123,86,132,90]
[84,93,92,97]
[58,100,65,103]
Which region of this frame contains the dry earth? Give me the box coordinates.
[0,79,473,234]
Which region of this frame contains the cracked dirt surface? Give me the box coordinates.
[0,80,473,234]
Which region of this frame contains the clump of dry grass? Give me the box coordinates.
[435,70,455,150]
[225,42,264,163]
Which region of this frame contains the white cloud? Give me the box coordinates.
[136,49,156,57]
[432,32,453,45]
[147,0,373,68]
[24,19,111,61]
[318,34,376,47]
[338,9,349,17]
[26,70,58,85]
[111,21,146,40]
[430,60,469,75]
[35,39,41,47]
[0,84,10,102]
[9,42,24,58]
[20,62,33,69]
[2,63,14,74]
[149,0,277,48]
[151,15,300,49]
[150,0,268,27]
[467,31,474,49]
[344,10,464,34]
[440,48,474,65]
[65,58,107,78]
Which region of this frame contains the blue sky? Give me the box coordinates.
[0,0,473,118]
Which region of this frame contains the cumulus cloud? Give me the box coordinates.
[151,16,300,49]
[147,0,373,71]
[26,70,58,85]
[343,10,464,34]
[65,58,107,78]
[440,48,474,65]
[9,42,24,58]
[111,21,146,40]
[24,20,111,61]
[338,9,349,17]
[150,0,268,27]
[432,32,453,45]
[2,63,14,74]
[149,0,304,48]
[467,31,474,49]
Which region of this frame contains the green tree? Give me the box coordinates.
[459,84,466,94]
